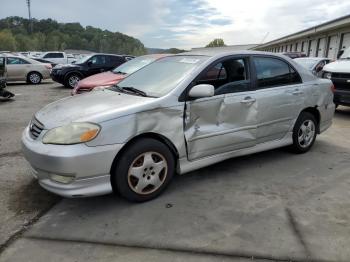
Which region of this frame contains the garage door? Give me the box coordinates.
[301,41,308,53]
[327,35,338,60]
[317,38,327,57]
[308,40,317,57]
[340,32,350,50]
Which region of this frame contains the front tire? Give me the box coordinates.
[65,74,81,89]
[290,112,317,154]
[27,72,42,84]
[112,138,175,202]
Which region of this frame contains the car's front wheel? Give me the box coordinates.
[65,74,81,89]
[291,112,317,154]
[112,138,175,202]
[27,72,42,84]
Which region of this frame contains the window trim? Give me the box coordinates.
[179,55,253,102]
[251,55,302,90]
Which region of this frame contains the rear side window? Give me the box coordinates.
[7,57,30,64]
[253,57,301,88]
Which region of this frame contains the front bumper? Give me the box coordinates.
[334,89,350,106]
[50,70,65,84]
[22,127,124,197]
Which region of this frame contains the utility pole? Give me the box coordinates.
[26,0,33,33]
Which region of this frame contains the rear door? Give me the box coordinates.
[6,57,30,81]
[252,56,305,144]
[184,56,258,160]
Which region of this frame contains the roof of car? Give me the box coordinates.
[294,57,330,61]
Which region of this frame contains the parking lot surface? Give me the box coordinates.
[1,82,350,262]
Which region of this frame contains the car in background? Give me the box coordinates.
[22,51,335,202]
[294,57,331,76]
[51,53,132,88]
[4,54,52,84]
[322,46,350,107]
[282,52,307,59]
[39,52,76,65]
[72,54,168,95]
[31,57,57,68]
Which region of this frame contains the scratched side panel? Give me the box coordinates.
[87,105,187,158]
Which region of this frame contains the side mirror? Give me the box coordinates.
[87,61,93,66]
[71,61,76,64]
[188,84,214,99]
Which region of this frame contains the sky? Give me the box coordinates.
[1,0,350,49]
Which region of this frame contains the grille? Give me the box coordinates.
[29,117,44,139]
[332,73,350,79]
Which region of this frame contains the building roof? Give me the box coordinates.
[255,14,350,49]
[191,44,259,52]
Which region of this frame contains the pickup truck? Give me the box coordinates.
[322,47,350,107]
[39,52,76,65]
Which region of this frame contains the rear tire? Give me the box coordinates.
[65,74,81,89]
[290,112,317,154]
[111,138,175,202]
[27,72,42,84]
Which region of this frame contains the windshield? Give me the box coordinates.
[74,55,93,64]
[116,55,208,97]
[295,58,318,69]
[112,56,158,75]
[340,47,350,59]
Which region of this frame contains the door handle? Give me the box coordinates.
[240,97,256,105]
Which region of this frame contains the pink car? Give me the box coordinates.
[71,54,168,95]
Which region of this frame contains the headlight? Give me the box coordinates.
[42,123,100,145]
[323,72,332,79]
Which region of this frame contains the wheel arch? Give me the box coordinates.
[109,132,180,176]
[64,71,84,81]
[299,106,321,133]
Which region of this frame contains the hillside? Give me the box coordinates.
[0,16,146,55]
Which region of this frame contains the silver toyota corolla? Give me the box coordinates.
[22,51,335,202]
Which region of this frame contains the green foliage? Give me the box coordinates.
[206,38,226,48]
[0,16,147,55]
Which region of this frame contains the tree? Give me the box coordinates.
[0,30,16,50]
[0,16,147,55]
[206,38,226,48]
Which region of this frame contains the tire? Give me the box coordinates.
[290,112,317,154]
[65,74,81,89]
[112,138,175,202]
[27,72,42,84]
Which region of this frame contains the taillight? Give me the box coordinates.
[45,64,52,70]
[330,84,335,93]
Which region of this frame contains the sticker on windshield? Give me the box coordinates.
[179,58,200,64]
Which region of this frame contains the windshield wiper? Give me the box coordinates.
[119,86,148,97]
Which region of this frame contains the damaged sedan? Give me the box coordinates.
[22,51,335,202]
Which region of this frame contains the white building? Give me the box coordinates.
[254,14,350,60]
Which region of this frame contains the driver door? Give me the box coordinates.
[184,57,258,161]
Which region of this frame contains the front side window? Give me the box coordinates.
[89,55,106,65]
[197,58,250,95]
[253,57,301,89]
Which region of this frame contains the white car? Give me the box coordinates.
[40,52,76,65]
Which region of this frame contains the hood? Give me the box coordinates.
[323,60,350,73]
[76,71,125,89]
[35,90,157,129]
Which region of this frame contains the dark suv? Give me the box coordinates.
[50,54,133,88]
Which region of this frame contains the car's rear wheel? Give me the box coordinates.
[112,138,175,202]
[27,72,42,84]
[65,74,81,89]
[291,112,317,154]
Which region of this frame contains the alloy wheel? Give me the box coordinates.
[127,151,168,195]
[297,120,315,148]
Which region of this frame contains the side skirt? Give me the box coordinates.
[178,132,293,175]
